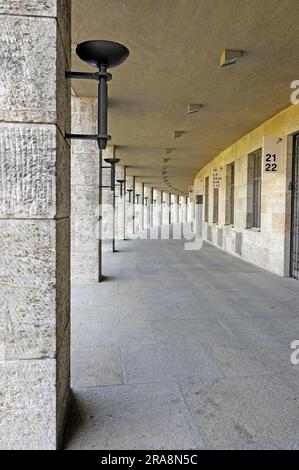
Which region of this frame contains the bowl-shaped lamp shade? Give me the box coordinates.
[76,40,129,68]
[104,157,121,165]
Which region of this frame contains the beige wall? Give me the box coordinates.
[194,104,299,276]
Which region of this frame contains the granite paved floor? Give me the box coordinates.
[65,237,299,449]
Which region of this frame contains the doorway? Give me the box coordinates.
[290,133,299,279]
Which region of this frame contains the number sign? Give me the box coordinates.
[262,136,285,174]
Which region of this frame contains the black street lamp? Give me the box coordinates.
[136,193,141,204]
[127,189,133,203]
[66,40,129,150]
[117,179,125,197]
[104,156,121,191]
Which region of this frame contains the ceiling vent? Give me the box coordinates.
[173,130,186,139]
[220,49,242,67]
[187,103,202,114]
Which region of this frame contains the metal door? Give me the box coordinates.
[290,134,299,279]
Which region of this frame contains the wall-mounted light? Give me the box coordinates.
[220,49,242,67]
[127,189,133,202]
[65,40,129,281]
[66,40,129,150]
[117,179,125,197]
[104,156,121,191]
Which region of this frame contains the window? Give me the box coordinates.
[247,149,262,229]
[225,162,235,225]
[213,188,219,223]
[204,176,209,222]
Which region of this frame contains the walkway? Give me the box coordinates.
[65,237,299,449]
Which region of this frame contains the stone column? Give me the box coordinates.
[115,165,125,243]
[135,180,143,233]
[71,97,99,283]
[125,175,134,238]
[141,182,145,229]
[102,148,113,253]
[0,0,71,449]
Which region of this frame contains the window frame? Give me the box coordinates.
[247,149,262,229]
[204,176,209,222]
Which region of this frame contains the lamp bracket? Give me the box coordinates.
[65,133,111,142]
[65,71,112,81]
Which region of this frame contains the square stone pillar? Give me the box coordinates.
[71,97,99,283]
[125,175,134,237]
[0,1,71,449]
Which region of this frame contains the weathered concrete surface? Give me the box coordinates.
[66,237,299,449]
[0,1,71,450]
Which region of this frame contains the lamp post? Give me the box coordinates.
[104,154,121,253]
[65,40,129,281]
[127,189,133,203]
[117,179,125,197]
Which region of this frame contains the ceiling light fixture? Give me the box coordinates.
[187,103,202,114]
[173,130,186,139]
[220,49,242,67]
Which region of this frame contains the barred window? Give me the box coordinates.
[225,162,235,225]
[247,149,262,229]
[213,188,219,224]
[204,176,209,222]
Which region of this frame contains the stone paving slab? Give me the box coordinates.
[75,320,157,348]
[71,346,123,387]
[67,239,299,449]
[180,375,299,448]
[65,383,205,450]
[122,342,224,384]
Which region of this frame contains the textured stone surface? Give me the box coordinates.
[181,376,299,448]
[0,123,69,218]
[75,320,157,348]
[0,1,71,449]
[0,16,55,122]
[0,13,70,134]
[71,253,98,284]
[0,218,69,360]
[65,383,205,450]
[71,96,99,283]
[72,346,123,387]
[56,322,70,448]
[0,359,56,450]
[0,1,56,16]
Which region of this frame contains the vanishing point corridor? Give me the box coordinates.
[66,236,299,450]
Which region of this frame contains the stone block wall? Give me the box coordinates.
[0,0,71,449]
[195,104,299,276]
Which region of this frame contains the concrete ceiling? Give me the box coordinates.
[72,0,299,195]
